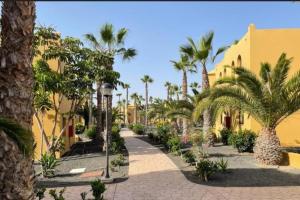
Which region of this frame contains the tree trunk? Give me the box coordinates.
[254,127,282,165]
[182,71,188,140]
[167,88,170,101]
[0,1,36,199]
[145,83,148,127]
[201,65,213,146]
[88,92,93,128]
[125,88,129,125]
[134,102,137,124]
[96,81,102,143]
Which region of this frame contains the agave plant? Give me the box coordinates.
[40,153,60,177]
[201,53,300,165]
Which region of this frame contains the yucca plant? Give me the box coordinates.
[205,53,300,165]
[40,153,60,177]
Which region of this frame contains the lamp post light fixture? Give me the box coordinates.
[101,83,113,181]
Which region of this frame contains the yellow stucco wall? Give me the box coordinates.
[209,24,300,147]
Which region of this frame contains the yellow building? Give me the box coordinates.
[32,43,81,160]
[209,24,300,148]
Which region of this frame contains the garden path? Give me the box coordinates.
[42,128,300,200]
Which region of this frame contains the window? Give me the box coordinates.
[231,61,235,67]
[224,68,227,76]
[237,55,242,67]
[219,72,222,78]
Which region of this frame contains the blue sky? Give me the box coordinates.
[36,2,300,105]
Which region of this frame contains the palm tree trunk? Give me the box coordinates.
[254,127,282,165]
[125,88,129,125]
[202,65,213,146]
[182,71,188,138]
[134,102,137,124]
[88,91,93,128]
[0,1,36,199]
[145,83,148,127]
[96,81,102,143]
[167,88,170,101]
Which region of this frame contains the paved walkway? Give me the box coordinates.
[42,129,300,200]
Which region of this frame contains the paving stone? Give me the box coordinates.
[40,128,300,200]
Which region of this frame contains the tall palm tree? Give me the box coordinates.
[141,75,154,126]
[164,81,172,100]
[171,54,196,137]
[122,99,126,123]
[205,53,300,165]
[84,23,136,143]
[0,1,36,199]
[172,85,181,101]
[116,93,122,102]
[130,93,139,124]
[181,31,228,145]
[123,83,130,125]
[116,93,122,112]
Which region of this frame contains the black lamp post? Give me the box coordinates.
[101,83,113,180]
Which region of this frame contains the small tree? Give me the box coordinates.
[33,36,93,156]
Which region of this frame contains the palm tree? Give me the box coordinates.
[116,93,122,111]
[0,1,36,199]
[84,23,136,143]
[181,31,228,145]
[205,53,300,165]
[172,85,181,101]
[141,75,154,127]
[122,99,126,123]
[171,54,196,137]
[123,83,130,125]
[131,93,139,124]
[190,82,200,94]
[164,81,172,100]
[116,93,122,102]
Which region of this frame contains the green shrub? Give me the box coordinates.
[128,124,134,130]
[111,154,126,167]
[182,150,196,164]
[167,135,182,153]
[195,159,219,182]
[131,123,144,135]
[219,128,233,145]
[112,124,121,135]
[216,158,228,173]
[110,127,125,154]
[156,124,171,145]
[75,123,85,135]
[230,129,256,153]
[40,153,60,177]
[84,126,96,139]
[189,129,204,146]
[90,179,106,200]
[35,187,46,200]
[49,188,65,200]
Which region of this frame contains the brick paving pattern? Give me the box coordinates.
[42,129,300,200]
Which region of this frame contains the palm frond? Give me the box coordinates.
[0,118,34,157]
[212,46,229,62]
[84,33,100,50]
[116,28,128,45]
[100,23,114,46]
[120,48,137,60]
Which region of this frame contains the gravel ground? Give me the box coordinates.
[138,135,300,187]
[35,138,129,188]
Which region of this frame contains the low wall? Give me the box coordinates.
[282,152,300,169]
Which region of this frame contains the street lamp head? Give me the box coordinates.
[101,83,113,97]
